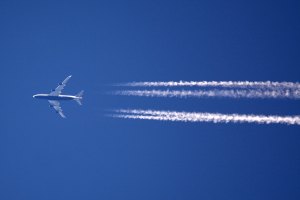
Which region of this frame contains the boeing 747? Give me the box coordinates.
[33,75,84,118]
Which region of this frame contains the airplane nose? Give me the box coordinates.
[33,95,36,98]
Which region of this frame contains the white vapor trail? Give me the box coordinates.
[114,89,300,99]
[119,81,300,90]
[112,109,300,125]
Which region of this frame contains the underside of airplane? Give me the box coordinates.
[33,75,84,118]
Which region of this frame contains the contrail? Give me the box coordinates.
[118,81,300,89]
[111,109,300,125]
[114,89,300,99]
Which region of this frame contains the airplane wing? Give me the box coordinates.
[48,100,66,118]
[49,75,72,96]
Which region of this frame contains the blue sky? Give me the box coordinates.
[0,0,300,199]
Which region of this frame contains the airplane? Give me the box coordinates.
[33,75,84,118]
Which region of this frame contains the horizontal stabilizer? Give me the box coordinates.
[75,90,84,105]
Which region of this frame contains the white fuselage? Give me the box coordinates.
[33,94,79,101]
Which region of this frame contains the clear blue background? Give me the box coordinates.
[1,0,300,199]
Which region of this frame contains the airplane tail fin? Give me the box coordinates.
[75,90,84,105]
